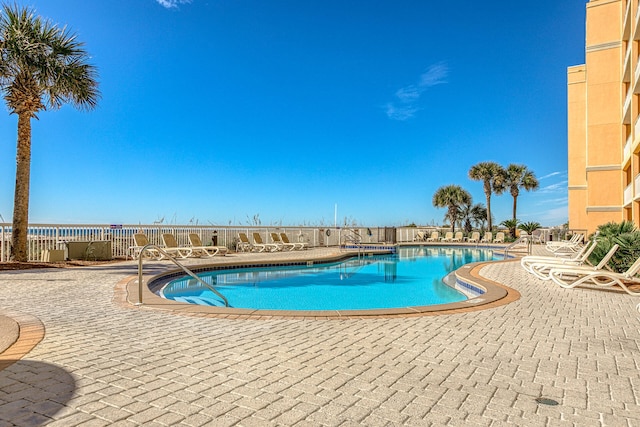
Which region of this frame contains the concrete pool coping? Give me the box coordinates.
[121,247,521,319]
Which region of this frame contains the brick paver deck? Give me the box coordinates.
[0,246,639,426]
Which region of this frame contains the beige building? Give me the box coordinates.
[567,0,640,234]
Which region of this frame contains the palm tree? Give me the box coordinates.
[500,218,520,239]
[468,162,504,232]
[0,5,100,261]
[501,164,539,221]
[432,185,472,233]
[457,202,486,234]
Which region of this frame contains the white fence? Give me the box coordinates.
[0,224,404,262]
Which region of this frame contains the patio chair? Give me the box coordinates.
[413,230,426,241]
[128,233,161,260]
[521,239,597,274]
[270,232,296,251]
[547,245,640,295]
[545,234,583,254]
[480,232,492,243]
[441,232,454,242]
[280,232,308,250]
[468,231,480,243]
[237,232,257,252]
[426,231,439,242]
[161,233,194,259]
[188,233,228,257]
[493,232,505,243]
[252,232,280,252]
[524,239,600,280]
[451,231,463,242]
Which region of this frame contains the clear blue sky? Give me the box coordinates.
[0,0,587,227]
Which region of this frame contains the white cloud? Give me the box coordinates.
[385,61,448,121]
[156,0,192,9]
[538,180,568,194]
[539,171,566,180]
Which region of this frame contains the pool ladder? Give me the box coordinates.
[135,244,229,307]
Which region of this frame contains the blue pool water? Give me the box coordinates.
[160,246,498,311]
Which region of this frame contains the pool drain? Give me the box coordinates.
[535,397,559,406]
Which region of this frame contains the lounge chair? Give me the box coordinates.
[451,231,463,242]
[524,239,600,280]
[521,239,597,273]
[545,234,583,254]
[480,232,492,243]
[270,232,296,251]
[161,233,194,259]
[280,232,308,250]
[237,232,257,252]
[493,232,505,244]
[128,233,161,260]
[468,231,480,243]
[188,233,228,257]
[413,230,426,242]
[426,231,439,242]
[441,232,454,242]
[252,232,279,252]
[547,245,640,295]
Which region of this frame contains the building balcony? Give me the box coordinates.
[625,134,632,162]
[625,181,633,206]
[636,173,640,199]
[624,45,632,82]
[624,0,632,39]
[636,2,640,40]
[624,90,633,124]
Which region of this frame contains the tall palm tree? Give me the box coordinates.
[502,164,539,221]
[0,5,99,261]
[468,161,504,232]
[456,202,486,234]
[432,185,472,233]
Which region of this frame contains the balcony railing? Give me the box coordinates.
[625,181,634,206]
[635,173,640,199]
[624,89,633,124]
[625,134,632,161]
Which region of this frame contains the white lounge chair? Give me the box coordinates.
[451,232,463,242]
[252,232,279,252]
[545,234,583,254]
[188,233,228,257]
[547,245,640,295]
[480,232,492,243]
[280,232,307,250]
[521,239,597,275]
[426,231,439,242]
[271,232,296,251]
[237,232,256,252]
[128,233,161,260]
[468,231,480,243]
[161,233,194,259]
[441,232,454,242]
[493,232,505,243]
[525,240,602,280]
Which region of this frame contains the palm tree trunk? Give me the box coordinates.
[512,196,518,221]
[11,113,31,262]
[485,193,492,231]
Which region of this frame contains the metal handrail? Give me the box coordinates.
[137,243,229,307]
[504,236,531,257]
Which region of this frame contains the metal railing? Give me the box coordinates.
[136,244,229,307]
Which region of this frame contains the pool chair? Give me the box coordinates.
[545,234,583,254]
[252,232,280,252]
[547,245,640,296]
[188,233,228,257]
[426,231,439,242]
[451,231,463,242]
[480,232,492,243]
[413,230,426,241]
[128,233,161,260]
[468,231,480,243]
[493,232,505,244]
[270,232,296,251]
[521,239,597,274]
[161,233,194,259]
[280,233,308,250]
[441,231,454,242]
[524,239,602,280]
[237,233,257,252]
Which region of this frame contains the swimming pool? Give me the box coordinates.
[160,246,498,311]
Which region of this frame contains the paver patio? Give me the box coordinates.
[0,246,639,426]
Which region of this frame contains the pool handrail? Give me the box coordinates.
[137,243,229,307]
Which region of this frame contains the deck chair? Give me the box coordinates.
[441,232,454,242]
[426,231,439,242]
[493,232,505,243]
[188,233,228,257]
[271,232,296,251]
[414,231,426,241]
[237,232,257,252]
[547,245,640,295]
[161,233,194,259]
[545,234,583,254]
[128,233,161,260]
[468,231,480,243]
[451,232,463,242]
[252,232,279,252]
[480,232,492,243]
[280,233,307,250]
[524,239,600,280]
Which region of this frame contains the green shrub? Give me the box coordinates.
[588,221,640,273]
